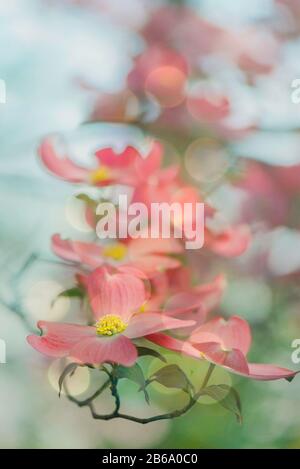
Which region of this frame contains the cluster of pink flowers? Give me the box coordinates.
[27,136,297,383]
[88,3,279,141]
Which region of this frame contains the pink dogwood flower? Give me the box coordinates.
[132,166,251,257]
[38,136,162,187]
[142,5,224,63]
[163,274,226,318]
[187,90,230,124]
[204,224,251,258]
[51,233,183,277]
[160,274,226,336]
[27,267,195,366]
[127,45,188,108]
[127,270,226,336]
[147,316,298,381]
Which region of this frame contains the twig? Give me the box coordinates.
[64,363,216,424]
[65,379,110,407]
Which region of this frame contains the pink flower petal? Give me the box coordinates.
[146,272,169,310]
[87,267,146,321]
[191,315,252,355]
[247,363,299,381]
[164,291,207,315]
[193,342,250,375]
[125,312,195,338]
[72,241,103,268]
[70,334,137,366]
[163,275,225,317]
[51,234,80,263]
[146,332,201,358]
[166,266,192,292]
[193,275,226,314]
[117,264,149,279]
[169,308,207,336]
[52,235,104,268]
[158,165,180,185]
[27,321,95,358]
[187,93,230,123]
[147,336,298,382]
[134,141,163,180]
[131,254,181,277]
[206,225,251,257]
[129,236,183,257]
[39,137,88,183]
[95,146,139,168]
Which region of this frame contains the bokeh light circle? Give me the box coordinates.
[65,189,96,233]
[24,280,70,321]
[48,359,90,397]
[184,137,230,183]
[145,66,186,108]
[146,352,232,405]
[222,278,272,322]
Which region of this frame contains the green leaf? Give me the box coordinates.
[200,384,242,423]
[76,193,98,208]
[76,194,111,211]
[136,346,167,363]
[115,364,150,404]
[58,363,78,397]
[148,364,194,394]
[54,287,85,304]
[76,194,115,224]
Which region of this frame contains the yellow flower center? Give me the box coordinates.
[89,166,111,184]
[103,243,127,261]
[95,315,127,336]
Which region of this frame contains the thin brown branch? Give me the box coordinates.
[64,363,216,424]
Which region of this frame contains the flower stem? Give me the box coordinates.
[201,363,215,390]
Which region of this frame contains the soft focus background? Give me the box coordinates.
[1,0,300,449]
